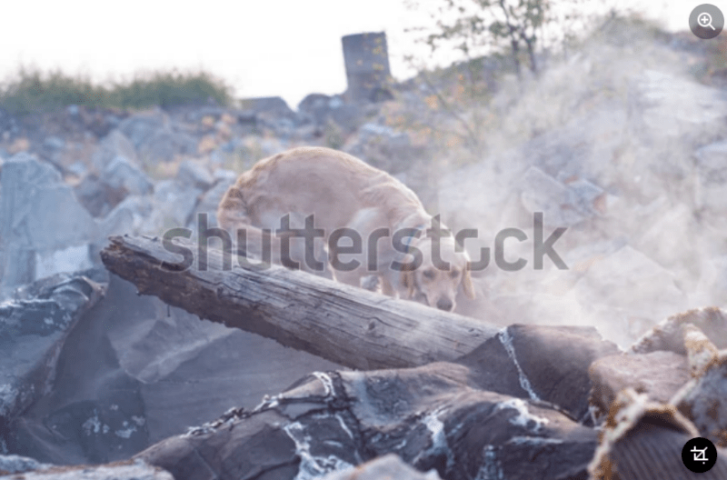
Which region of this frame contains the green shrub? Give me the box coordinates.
[0,66,234,114]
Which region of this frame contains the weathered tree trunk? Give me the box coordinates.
[100,235,499,370]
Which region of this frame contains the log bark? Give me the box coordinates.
[100,235,499,370]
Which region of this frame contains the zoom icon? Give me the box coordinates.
[690,4,724,39]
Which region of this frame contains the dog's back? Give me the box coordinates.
[217,146,424,233]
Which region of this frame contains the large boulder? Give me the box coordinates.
[0,271,106,452]
[137,362,598,480]
[7,275,339,465]
[0,153,98,294]
[589,351,690,419]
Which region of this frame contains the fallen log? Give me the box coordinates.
[100,235,499,370]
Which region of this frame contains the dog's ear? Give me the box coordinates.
[461,265,476,299]
[399,254,417,299]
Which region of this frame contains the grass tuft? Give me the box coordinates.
[0,66,234,114]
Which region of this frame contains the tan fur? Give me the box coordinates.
[217,146,475,311]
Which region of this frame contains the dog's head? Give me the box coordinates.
[400,234,475,312]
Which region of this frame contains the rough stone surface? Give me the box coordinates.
[149,179,201,229]
[630,307,727,355]
[190,176,236,228]
[0,271,106,451]
[138,129,197,163]
[176,159,214,190]
[321,454,441,480]
[117,112,167,150]
[673,352,727,447]
[2,458,173,480]
[0,153,100,294]
[589,351,690,418]
[91,130,138,172]
[138,364,598,480]
[463,325,620,423]
[73,174,127,218]
[7,274,339,464]
[102,155,153,198]
[0,454,51,475]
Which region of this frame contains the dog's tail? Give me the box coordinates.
[217,180,252,233]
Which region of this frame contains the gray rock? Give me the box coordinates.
[344,122,420,174]
[138,129,197,163]
[66,161,87,177]
[138,362,598,480]
[190,177,236,228]
[91,130,138,172]
[630,307,727,355]
[73,174,127,218]
[176,160,214,190]
[240,96,296,119]
[589,351,690,419]
[8,275,339,465]
[0,273,105,451]
[102,196,155,236]
[322,455,441,480]
[42,136,65,151]
[151,180,201,228]
[520,167,604,227]
[0,153,98,294]
[298,93,333,125]
[673,351,727,447]
[102,156,153,196]
[117,112,167,150]
[297,94,367,133]
[0,454,51,474]
[241,97,301,137]
[6,458,173,479]
[213,168,237,182]
[457,324,619,423]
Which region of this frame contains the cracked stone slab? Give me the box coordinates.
[137,364,598,480]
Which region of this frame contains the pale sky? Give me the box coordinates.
[0,0,722,109]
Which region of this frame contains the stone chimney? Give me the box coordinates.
[341,32,393,103]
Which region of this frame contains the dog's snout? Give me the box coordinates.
[436,298,453,311]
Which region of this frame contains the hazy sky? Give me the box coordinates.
[0,1,721,109]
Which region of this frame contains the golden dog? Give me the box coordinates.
[217,146,474,311]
